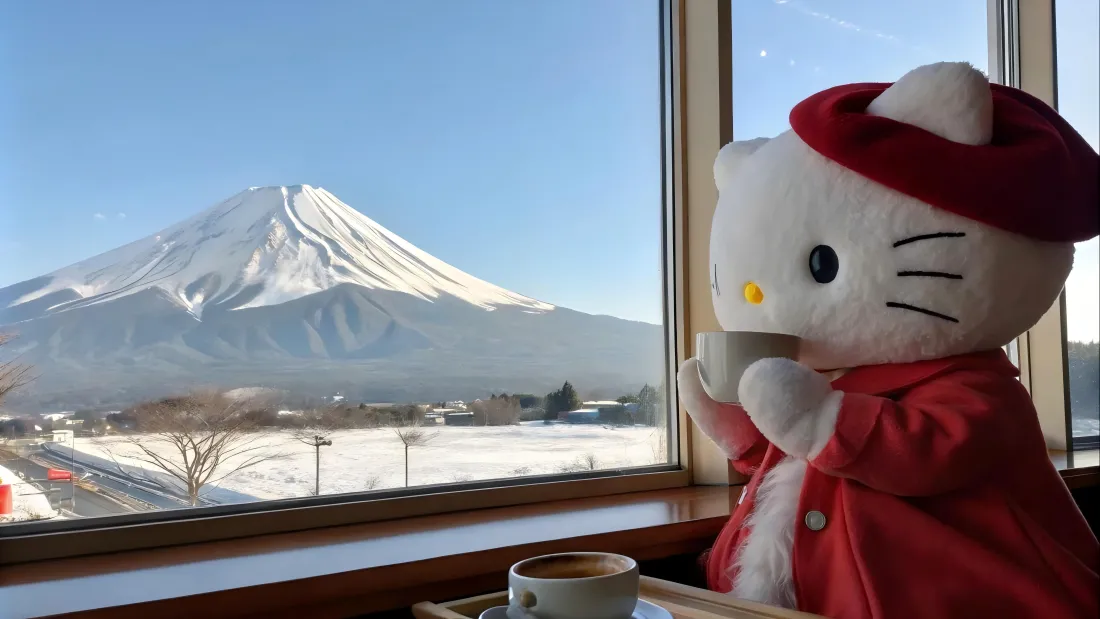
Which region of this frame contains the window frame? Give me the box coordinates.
[1004,0,1098,455]
[0,0,701,565]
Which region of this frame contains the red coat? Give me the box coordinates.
[706,350,1099,618]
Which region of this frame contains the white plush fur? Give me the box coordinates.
[682,62,1079,607]
[714,137,771,187]
[731,457,808,607]
[677,357,751,460]
[866,62,993,145]
[738,358,843,460]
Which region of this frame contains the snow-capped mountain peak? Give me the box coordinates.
[6,185,552,320]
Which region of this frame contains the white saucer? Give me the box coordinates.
[478,600,673,619]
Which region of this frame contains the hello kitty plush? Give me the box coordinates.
[678,62,1099,619]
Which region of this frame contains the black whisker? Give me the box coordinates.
[713,264,721,297]
[886,302,959,323]
[893,232,966,248]
[897,270,963,280]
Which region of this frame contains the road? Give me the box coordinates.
[34,446,188,511]
[0,454,132,518]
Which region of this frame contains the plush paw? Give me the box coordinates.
[737,357,842,459]
[678,357,759,460]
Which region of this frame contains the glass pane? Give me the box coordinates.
[1056,0,1100,446]
[0,1,672,526]
[731,1,988,139]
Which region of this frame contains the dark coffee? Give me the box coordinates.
[514,554,631,580]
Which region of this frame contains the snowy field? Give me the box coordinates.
[74,422,669,503]
[1073,414,1100,437]
[0,463,59,523]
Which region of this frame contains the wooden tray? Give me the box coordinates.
[413,576,826,619]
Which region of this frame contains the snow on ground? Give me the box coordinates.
[1073,414,1100,437]
[75,422,669,502]
[0,463,59,523]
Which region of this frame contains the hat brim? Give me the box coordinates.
[790,82,1099,243]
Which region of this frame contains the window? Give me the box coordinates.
[730,1,989,139]
[0,0,678,536]
[1055,0,1100,450]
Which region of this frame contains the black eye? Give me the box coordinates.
[809,245,839,283]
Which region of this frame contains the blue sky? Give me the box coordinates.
[1,0,1096,335]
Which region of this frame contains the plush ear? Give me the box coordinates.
[866,62,993,146]
[714,137,770,189]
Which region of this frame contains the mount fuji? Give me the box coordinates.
[0,186,663,411]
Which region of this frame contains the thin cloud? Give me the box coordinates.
[760,49,768,57]
[772,0,913,50]
[117,212,127,219]
[93,213,106,220]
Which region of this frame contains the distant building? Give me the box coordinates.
[445,401,466,409]
[443,411,475,426]
[426,409,460,425]
[563,409,601,424]
[582,401,620,408]
[40,412,75,422]
[50,430,74,443]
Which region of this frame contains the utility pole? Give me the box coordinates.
[312,435,332,496]
[70,431,76,513]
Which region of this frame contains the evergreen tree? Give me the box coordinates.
[559,381,581,412]
[543,390,561,420]
[542,381,581,421]
[516,394,540,409]
[637,384,661,426]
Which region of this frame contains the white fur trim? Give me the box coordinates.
[677,357,750,460]
[732,456,808,608]
[867,62,993,146]
[738,358,841,460]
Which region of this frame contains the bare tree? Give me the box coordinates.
[0,332,34,406]
[556,452,601,474]
[104,391,283,506]
[291,406,347,496]
[393,422,436,487]
[581,452,600,471]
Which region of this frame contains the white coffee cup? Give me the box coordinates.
[695,331,801,403]
[506,552,639,619]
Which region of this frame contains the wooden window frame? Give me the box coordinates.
[1007,0,1097,457]
[0,0,739,565]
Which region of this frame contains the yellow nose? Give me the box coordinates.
[743,282,764,305]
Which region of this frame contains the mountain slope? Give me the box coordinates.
[1,185,550,324]
[1,186,663,411]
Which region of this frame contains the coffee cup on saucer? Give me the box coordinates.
[503,552,639,619]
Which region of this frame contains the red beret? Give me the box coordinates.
[790,82,1099,243]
